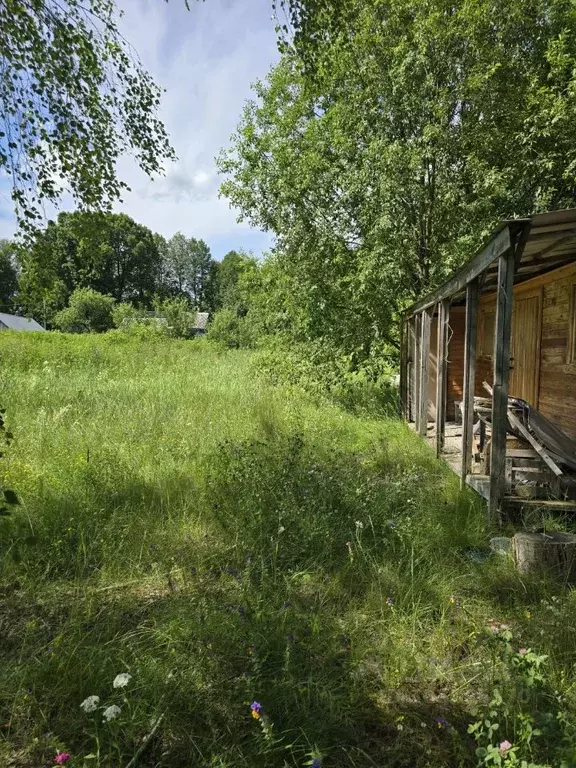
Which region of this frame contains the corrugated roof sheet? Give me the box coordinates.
[0,312,45,331]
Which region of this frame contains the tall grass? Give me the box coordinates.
[0,331,575,767]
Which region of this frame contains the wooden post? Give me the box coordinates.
[435,299,450,457]
[489,246,516,519]
[461,279,479,484]
[413,313,421,431]
[400,317,408,420]
[419,309,431,437]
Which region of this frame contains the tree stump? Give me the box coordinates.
[513,531,576,581]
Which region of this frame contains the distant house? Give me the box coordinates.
[0,312,45,332]
[193,312,209,335]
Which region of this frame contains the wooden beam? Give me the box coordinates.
[418,309,431,437]
[506,410,563,477]
[488,244,517,520]
[406,224,513,316]
[400,317,408,420]
[435,299,450,457]
[413,314,421,430]
[461,279,479,483]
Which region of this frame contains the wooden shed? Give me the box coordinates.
[400,208,576,519]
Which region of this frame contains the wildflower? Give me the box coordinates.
[80,695,100,713]
[436,716,451,729]
[250,701,263,720]
[488,620,510,634]
[278,525,285,534]
[54,753,70,764]
[386,596,394,608]
[113,672,132,689]
[519,648,528,656]
[311,759,322,768]
[346,540,352,552]
[499,740,513,757]
[449,595,458,605]
[102,704,121,722]
[355,520,364,530]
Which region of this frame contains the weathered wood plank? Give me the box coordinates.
[406,224,513,316]
[489,244,517,520]
[461,280,479,483]
[419,309,431,437]
[400,318,408,420]
[506,410,563,477]
[413,314,421,430]
[435,299,450,456]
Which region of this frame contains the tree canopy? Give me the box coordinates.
[158,233,218,310]
[18,211,162,323]
[0,0,175,232]
[219,0,576,367]
[0,240,19,312]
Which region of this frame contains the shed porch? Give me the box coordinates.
[401,208,576,520]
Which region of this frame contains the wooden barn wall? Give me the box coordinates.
[537,262,576,438]
[441,262,576,436]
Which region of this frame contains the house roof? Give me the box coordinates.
[405,208,576,317]
[0,312,45,331]
[194,312,209,330]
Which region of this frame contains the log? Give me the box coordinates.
[513,531,576,581]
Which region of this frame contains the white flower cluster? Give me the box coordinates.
[80,672,132,722]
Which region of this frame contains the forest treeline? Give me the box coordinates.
[0,211,256,336]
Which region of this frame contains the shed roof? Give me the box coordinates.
[194,312,209,330]
[405,208,576,317]
[0,312,45,331]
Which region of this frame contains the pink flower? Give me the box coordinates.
[519,648,527,656]
[499,740,512,757]
[54,753,71,765]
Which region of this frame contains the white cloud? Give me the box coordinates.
[112,0,279,254]
[0,0,279,257]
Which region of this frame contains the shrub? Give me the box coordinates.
[53,288,116,333]
[153,296,196,338]
[206,307,254,348]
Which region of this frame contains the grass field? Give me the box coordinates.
[0,331,575,767]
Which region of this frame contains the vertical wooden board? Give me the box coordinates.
[489,247,516,520]
[461,280,479,482]
[400,318,408,419]
[419,309,431,437]
[413,314,421,431]
[509,292,542,406]
[435,299,450,456]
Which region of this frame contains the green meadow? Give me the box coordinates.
[1,332,575,767]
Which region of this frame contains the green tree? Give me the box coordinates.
[162,233,218,310]
[18,211,162,323]
[215,249,258,311]
[0,0,175,232]
[53,288,115,333]
[0,240,19,312]
[220,1,576,366]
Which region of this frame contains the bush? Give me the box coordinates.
[53,288,116,333]
[154,296,196,339]
[206,307,255,348]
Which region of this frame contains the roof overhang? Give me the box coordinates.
[404,208,576,318]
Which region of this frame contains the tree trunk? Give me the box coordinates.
[513,531,576,581]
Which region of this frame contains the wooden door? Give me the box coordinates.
[509,290,542,406]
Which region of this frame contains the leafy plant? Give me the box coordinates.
[53,288,116,334]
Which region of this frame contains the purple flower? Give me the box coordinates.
[54,753,70,765]
[250,700,262,719]
[312,759,322,768]
[519,648,527,656]
[435,716,451,729]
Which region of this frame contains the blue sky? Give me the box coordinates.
[0,0,279,261]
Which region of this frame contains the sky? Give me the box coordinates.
[0,0,280,260]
